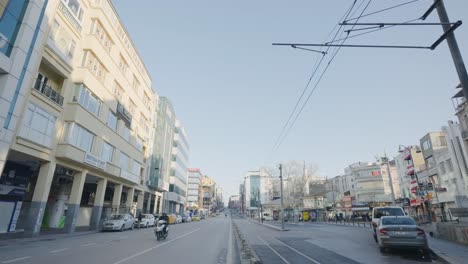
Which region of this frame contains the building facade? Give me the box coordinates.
[345,162,391,204]
[186,168,202,209]
[0,0,162,236]
[202,175,216,212]
[165,120,189,214]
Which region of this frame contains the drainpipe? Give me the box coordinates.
[4,0,49,129]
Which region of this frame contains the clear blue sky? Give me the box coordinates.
[113,0,468,199]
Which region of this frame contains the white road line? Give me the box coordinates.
[2,256,31,263]
[81,243,96,247]
[50,248,69,253]
[112,228,201,264]
[257,236,290,264]
[274,238,322,264]
[226,220,233,264]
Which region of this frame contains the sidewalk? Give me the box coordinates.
[0,229,97,247]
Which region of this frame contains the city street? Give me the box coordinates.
[0,216,239,264]
[233,216,447,264]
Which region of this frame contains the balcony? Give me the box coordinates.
[58,1,82,32]
[46,33,73,67]
[117,102,132,127]
[33,79,64,106]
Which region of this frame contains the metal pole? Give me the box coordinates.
[279,164,285,231]
[384,157,396,205]
[436,0,468,100]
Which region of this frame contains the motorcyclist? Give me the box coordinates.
[159,213,169,234]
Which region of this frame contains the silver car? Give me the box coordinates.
[102,214,135,231]
[376,216,428,253]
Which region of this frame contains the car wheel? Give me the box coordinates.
[379,247,386,253]
[145,222,149,228]
[131,224,134,230]
[120,225,125,232]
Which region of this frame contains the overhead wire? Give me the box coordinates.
[345,0,421,22]
[274,0,373,151]
[270,0,359,152]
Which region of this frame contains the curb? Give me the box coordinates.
[248,219,288,231]
[232,220,262,264]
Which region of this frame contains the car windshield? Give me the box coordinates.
[382,217,416,225]
[110,215,124,220]
[374,208,404,219]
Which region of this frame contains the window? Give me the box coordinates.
[131,160,141,176]
[93,19,111,53]
[0,0,28,56]
[107,111,117,130]
[135,137,143,152]
[83,51,106,83]
[113,82,124,102]
[101,141,114,162]
[118,55,128,75]
[426,156,436,169]
[64,123,94,152]
[63,0,84,21]
[446,159,454,172]
[143,93,150,110]
[19,103,57,147]
[132,76,140,92]
[120,152,129,171]
[422,140,432,151]
[49,19,76,61]
[123,126,130,142]
[439,162,446,175]
[76,84,100,116]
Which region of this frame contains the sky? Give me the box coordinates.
[112,0,468,199]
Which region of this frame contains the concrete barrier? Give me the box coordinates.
[433,222,468,245]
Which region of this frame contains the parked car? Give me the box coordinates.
[200,214,206,220]
[376,216,428,253]
[102,214,135,232]
[262,213,273,221]
[372,206,405,241]
[176,214,183,224]
[168,214,177,224]
[185,216,192,222]
[192,215,200,221]
[134,214,156,228]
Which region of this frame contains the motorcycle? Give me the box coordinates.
[154,220,168,240]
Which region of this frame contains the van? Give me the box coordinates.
[371,206,405,242]
[262,212,273,221]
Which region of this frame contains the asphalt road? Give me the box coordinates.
[0,215,239,264]
[233,216,447,264]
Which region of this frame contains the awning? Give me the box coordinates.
[404,153,412,161]
[453,89,464,98]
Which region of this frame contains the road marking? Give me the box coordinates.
[2,256,31,263]
[50,248,69,253]
[81,242,96,247]
[274,238,322,264]
[227,220,233,264]
[112,228,201,264]
[257,236,290,264]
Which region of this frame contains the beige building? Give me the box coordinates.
[0,0,162,236]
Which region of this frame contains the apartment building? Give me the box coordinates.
[165,120,190,214]
[187,168,202,209]
[345,162,391,204]
[0,0,159,236]
[202,175,216,211]
[394,146,425,200]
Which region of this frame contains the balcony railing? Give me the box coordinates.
[33,79,64,106]
[58,1,82,32]
[117,102,132,127]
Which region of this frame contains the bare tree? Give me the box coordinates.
[262,161,320,208]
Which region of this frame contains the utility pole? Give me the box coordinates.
[279,164,285,231]
[436,0,468,100]
[381,156,396,205]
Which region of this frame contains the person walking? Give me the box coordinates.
[137,212,143,229]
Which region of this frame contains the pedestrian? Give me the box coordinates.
[137,212,143,229]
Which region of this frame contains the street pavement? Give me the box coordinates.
[0,215,239,264]
[233,215,448,264]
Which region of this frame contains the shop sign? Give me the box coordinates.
[84,153,107,170]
